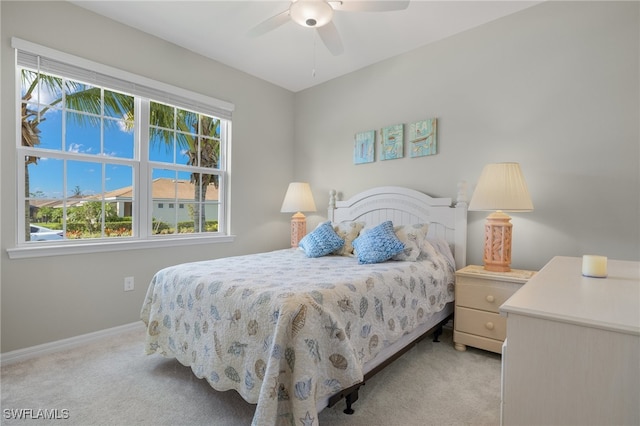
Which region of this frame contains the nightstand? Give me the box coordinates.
[453,265,535,353]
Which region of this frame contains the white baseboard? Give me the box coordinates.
[0,321,145,366]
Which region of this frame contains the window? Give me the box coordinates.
[11,38,234,257]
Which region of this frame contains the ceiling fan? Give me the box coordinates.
[248,0,410,56]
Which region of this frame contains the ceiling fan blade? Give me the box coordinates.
[317,21,344,56]
[247,9,290,37]
[330,1,410,12]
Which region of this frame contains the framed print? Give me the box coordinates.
[409,118,437,158]
[380,123,403,160]
[354,130,375,164]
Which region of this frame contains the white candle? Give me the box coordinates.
[582,255,608,278]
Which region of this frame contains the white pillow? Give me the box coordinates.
[426,237,456,269]
[332,221,365,256]
[392,223,430,261]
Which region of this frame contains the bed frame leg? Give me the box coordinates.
[433,325,443,342]
[343,386,360,414]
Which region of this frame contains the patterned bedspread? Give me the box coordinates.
[140,247,454,426]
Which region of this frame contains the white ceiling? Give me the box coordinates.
[71,1,542,93]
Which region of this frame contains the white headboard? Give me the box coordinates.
[328,186,468,270]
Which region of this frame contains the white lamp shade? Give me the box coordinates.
[468,163,533,212]
[281,182,317,213]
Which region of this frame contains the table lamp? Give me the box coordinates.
[281,182,317,248]
[468,163,533,272]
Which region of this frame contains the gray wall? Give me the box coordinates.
[1,1,638,353]
[0,1,295,352]
[294,1,639,271]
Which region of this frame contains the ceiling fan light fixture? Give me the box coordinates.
[290,0,334,28]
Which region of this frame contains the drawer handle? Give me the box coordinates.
[485,322,495,330]
[486,295,495,303]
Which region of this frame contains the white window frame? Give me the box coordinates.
[7,38,235,260]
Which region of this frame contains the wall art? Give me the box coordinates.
[353,130,375,164]
[380,123,404,160]
[409,118,437,158]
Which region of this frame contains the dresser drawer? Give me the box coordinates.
[455,278,518,313]
[455,306,506,341]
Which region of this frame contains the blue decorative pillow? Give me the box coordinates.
[299,221,345,258]
[352,221,405,264]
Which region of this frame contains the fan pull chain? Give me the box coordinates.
[312,32,317,78]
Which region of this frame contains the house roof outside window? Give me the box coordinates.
[30,177,219,208]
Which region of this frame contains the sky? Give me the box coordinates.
[28,107,188,199]
[22,70,217,201]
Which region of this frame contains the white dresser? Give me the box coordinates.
[500,256,640,426]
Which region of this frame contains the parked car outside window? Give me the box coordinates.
[30,225,64,241]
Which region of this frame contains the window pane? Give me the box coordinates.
[104,164,134,238]
[104,90,134,120]
[20,69,64,108]
[178,108,198,133]
[67,160,102,197]
[105,164,133,217]
[64,81,99,113]
[179,203,197,234]
[149,129,175,163]
[104,117,134,159]
[21,69,64,151]
[27,157,64,199]
[199,137,220,169]
[151,168,177,234]
[191,173,218,232]
[199,115,220,138]
[26,158,65,243]
[66,111,100,155]
[203,203,220,232]
[30,108,63,151]
[106,164,133,193]
[150,101,174,130]
[28,215,65,242]
[67,201,105,239]
[176,132,193,166]
[105,199,132,238]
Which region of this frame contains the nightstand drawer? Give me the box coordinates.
[456,279,518,313]
[455,307,506,341]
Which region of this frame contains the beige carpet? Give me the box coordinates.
[1,322,501,425]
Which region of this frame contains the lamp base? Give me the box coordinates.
[482,211,513,272]
[290,212,307,248]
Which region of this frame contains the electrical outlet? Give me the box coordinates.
[124,276,135,291]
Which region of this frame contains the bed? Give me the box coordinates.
[140,186,468,426]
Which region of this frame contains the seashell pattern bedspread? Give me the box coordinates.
[140,247,454,426]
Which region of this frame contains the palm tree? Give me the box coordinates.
[20,70,133,240]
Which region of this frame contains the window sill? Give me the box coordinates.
[6,234,236,260]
